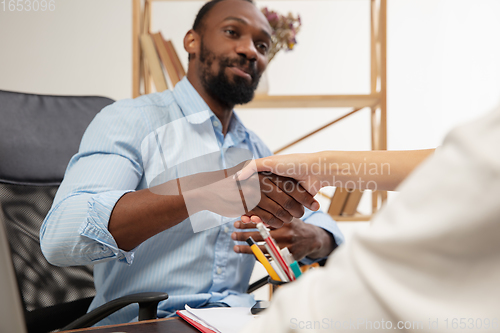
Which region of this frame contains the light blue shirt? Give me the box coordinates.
[40,77,344,326]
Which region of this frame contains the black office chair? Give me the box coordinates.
[0,90,168,333]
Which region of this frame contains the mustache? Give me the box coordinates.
[221,56,258,80]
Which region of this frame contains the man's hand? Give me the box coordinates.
[184,168,319,227]
[241,173,320,227]
[232,219,336,261]
[236,153,325,195]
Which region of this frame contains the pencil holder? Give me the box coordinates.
[268,276,288,286]
[267,276,289,296]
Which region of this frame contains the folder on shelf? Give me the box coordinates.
[327,188,350,216]
[151,32,182,86]
[343,189,363,215]
[140,33,168,92]
[327,188,364,217]
[165,39,186,79]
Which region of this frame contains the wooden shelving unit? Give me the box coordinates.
[131,0,388,221]
[239,94,380,109]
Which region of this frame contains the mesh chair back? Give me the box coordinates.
[0,90,114,332]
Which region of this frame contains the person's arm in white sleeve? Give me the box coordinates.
[240,106,500,332]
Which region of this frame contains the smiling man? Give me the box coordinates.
[40,0,343,326]
[186,0,269,131]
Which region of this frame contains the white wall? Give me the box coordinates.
[388,0,500,149]
[2,0,499,149]
[0,0,132,99]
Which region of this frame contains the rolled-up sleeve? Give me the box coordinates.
[40,101,146,267]
[78,190,136,264]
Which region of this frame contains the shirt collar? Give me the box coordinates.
[172,77,249,143]
[228,111,248,144]
[172,77,211,122]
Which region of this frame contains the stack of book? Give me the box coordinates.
[140,31,186,92]
[327,188,364,217]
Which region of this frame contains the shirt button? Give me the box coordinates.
[224,226,229,233]
[212,120,219,127]
[217,267,222,275]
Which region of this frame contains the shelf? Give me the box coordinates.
[238,94,380,109]
[149,0,336,1]
[329,213,372,222]
[132,0,388,222]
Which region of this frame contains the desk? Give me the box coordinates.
[64,317,198,333]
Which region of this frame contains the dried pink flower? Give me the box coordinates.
[261,7,302,62]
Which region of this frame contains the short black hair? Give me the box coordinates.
[188,0,254,61]
[192,0,254,33]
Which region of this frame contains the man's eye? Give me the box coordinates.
[256,43,269,53]
[225,29,237,37]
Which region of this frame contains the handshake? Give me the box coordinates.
[148,155,320,231]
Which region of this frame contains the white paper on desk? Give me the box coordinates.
[178,309,219,332]
[185,305,256,333]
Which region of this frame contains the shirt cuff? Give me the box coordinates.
[218,292,256,308]
[300,208,345,265]
[78,190,136,265]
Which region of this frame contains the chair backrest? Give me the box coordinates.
[0,90,114,332]
[0,210,27,333]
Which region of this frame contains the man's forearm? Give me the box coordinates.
[108,189,189,251]
[108,168,239,251]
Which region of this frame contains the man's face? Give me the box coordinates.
[194,0,272,106]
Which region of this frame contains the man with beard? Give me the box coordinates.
[40,0,344,326]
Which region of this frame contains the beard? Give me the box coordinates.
[199,40,261,107]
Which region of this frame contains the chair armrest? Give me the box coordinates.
[61,292,169,331]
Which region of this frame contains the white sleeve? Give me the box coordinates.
[241,105,500,333]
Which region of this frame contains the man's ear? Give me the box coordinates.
[184,29,199,58]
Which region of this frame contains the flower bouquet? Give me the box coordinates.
[261,7,302,62]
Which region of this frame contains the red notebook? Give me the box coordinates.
[176,305,255,333]
[177,310,217,333]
